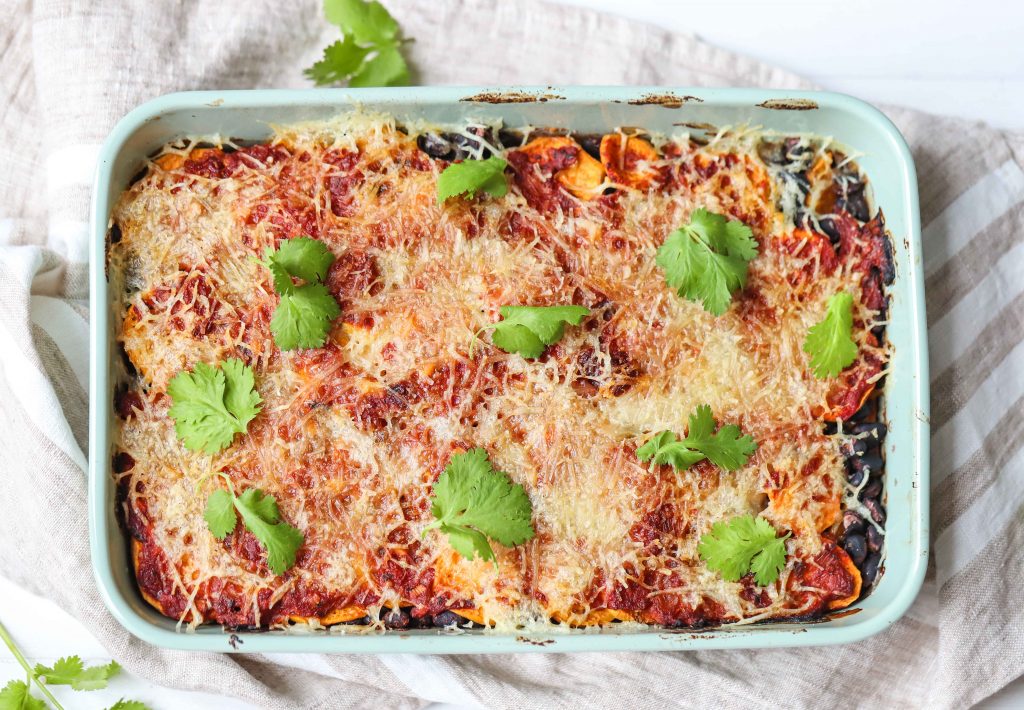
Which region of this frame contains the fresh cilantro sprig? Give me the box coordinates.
[262,237,341,350]
[698,515,790,586]
[803,291,858,378]
[204,477,305,576]
[655,208,759,316]
[477,305,590,359]
[636,405,757,471]
[34,658,120,691]
[0,620,148,710]
[0,680,45,710]
[168,358,262,454]
[437,157,509,204]
[305,0,411,87]
[423,449,535,566]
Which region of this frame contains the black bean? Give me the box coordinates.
[843,534,867,566]
[783,137,813,164]
[383,609,410,629]
[863,498,887,525]
[782,171,810,197]
[842,510,867,536]
[860,479,883,501]
[863,552,882,586]
[757,140,786,165]
[842,437,868,457]
[575,134,603,160]
[409,614,434,629]
[823,421,839,435]
[839,182,870,222]
[853,454,884,479]
[451,131,491,159]
[433,610,461,627]
[819,216,840,245]
[343,615,371,625]
[866,525,883,553]
[497,129,524,149]
[846,464,866,487]
[417,133,455,160]
[851,422,887,442]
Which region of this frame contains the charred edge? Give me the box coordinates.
[672,121,718,132]
[516,636,555,646]
[825,607,862,620]
[302,607,485,629]
[756,98,819,111]
[627,93,703,108]
[460,91,566,104]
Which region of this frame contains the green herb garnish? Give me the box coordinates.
[636,405,757,471]
[167,359,262,454]
[698,515,790,586]
[423,449,535,566]
[305,0,410,87]
[803,291,858,378]
[655,208,759,315]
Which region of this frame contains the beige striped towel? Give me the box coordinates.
[2,0,1023,707]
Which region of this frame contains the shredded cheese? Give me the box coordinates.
[109,113,890,631]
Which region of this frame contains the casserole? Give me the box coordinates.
[89,87,928,652]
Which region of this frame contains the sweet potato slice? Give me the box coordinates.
[516,136,606,200]
[600,134,660,189]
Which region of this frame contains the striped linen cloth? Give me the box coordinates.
[2,0,1023,707]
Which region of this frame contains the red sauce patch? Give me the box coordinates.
[799,542,859,606]
[326,250,381,300]
[506,148,577,213]
[135,542,190,620]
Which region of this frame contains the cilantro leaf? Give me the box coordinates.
[350,44,409,87]
[325,0,399,44]
[437,157,509,204]
[270,283,341,350]
[203,485,303,575]
[304,38,370,87]
[0,680,45,710]
[803,291,858,378]
[108,701,150,710]
[264,237,335,285]
[262,239,341,351]
[234,488,305,575]
[486,305,590,359]
[167,359,262,454]
[636,405,756,472]
[635,430,706,470]
[491,324,545,359]
[33,657,120,691]
[681,404,758,470]
[698,515,790,586]
[204,488,237,539]
[306,0,410,88]
[425,448,535,565]
[655,208,759,316]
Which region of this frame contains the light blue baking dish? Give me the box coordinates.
[88,87,928,653]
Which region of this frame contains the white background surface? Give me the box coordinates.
[3,1,1022,708]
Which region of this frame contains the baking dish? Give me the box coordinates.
[89,87,928,653]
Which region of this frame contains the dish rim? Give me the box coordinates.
[88,86,929,653]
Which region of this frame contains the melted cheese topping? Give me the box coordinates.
[109,113,889,631]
